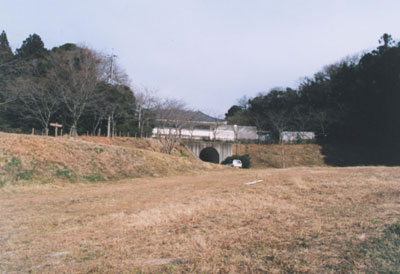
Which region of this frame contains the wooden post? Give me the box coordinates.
[32,128,35,135]
[50,123,63,137]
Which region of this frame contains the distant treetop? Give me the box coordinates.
[16,33,47,58]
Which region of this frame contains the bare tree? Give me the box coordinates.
[0,58,27,106]
[310,106,344,139]
[98,52,130,86]
[0,79,20,106]
[267,110,290,144]
[154,98,191,154]
[50,47,102,137]
[292,107,313,141]
[232,124,240,153]
[85,88,108,136]
[18,75,60,135]
[86,53,133,138]
[312,110,329,137]
[201,110,226,140]
[135,87,159,138]
[105,86,135,139]
[267,110,291,168]
[186,121,196,140]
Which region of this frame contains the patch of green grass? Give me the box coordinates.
[0,180,5,188]
[342,223,400,272]
[84,174,106,183]
[17,169,34,180]
[78,244,103,262]
[369,218,381,225]
[7,156,22,169]
[94,147,104,154]
[55,169,77,182]
[2,156,26,182]
[178,147,189,158]
[78,251,103,262]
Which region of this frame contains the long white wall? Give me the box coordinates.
[152,125,258,141]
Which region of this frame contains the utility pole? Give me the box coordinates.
[108,49,117,85]
[137,104,142,137]
[107,50,116,138]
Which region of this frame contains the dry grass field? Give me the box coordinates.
[1,166,399,273]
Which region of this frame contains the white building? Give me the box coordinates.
[152,124,259,141]
[152,111,259,141]
[281,131,315,143]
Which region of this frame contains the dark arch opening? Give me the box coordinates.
[199,147,220,164]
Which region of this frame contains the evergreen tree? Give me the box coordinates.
[0,30,13,62]
[16,33,47,59]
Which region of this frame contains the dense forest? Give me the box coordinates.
[0,31,148,137]
[226,34,400,149]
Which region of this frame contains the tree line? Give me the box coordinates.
[226,33,400,147]
[0,31,162,137]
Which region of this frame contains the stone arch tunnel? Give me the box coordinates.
[199,147,220,164]
[184,141,232,164]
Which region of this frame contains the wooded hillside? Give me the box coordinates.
[226,34,400,149]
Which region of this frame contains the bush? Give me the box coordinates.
[222,154,251,168]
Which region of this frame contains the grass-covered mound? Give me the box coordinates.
[0,133,222,186]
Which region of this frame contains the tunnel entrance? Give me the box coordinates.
[199,147,220,164]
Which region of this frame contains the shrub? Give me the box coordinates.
[222,154,251,168]
[17,169,34,180]
[84,174,105,183]
[55,169,77,181]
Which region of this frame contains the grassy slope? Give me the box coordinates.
[233,143,326,168]
[0,133,221,185]
[234,143,400,168]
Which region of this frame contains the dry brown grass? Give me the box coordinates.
[0,133,221,185]
[233,143,325,168]
[78,136,171,155]
[1,166,399,273]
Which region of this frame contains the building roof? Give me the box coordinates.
[189,111,225,123]
[155,109,225,125]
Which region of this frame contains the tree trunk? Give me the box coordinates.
[70,124,77,138]
[107,115,111,138]
[140,121,145,138]
[138,107,142,136]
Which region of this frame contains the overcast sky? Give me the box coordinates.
[2,0,400,116]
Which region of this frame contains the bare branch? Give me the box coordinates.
[50,47,102,137]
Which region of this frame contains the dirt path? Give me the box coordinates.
[1,167,399,273]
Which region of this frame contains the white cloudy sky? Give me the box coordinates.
[1,0,400,116]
